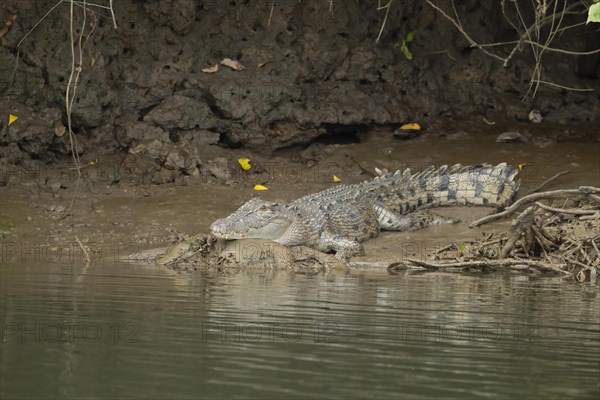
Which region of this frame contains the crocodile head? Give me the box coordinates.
[210,198,293,240]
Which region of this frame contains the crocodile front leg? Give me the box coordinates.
[317,231,365,260]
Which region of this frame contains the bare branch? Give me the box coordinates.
[469,186,600,228]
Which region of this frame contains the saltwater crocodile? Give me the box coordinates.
[210,163,520,259]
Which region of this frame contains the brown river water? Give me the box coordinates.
[1,121,599,398]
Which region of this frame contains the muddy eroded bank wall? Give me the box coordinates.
[1,0,598,162]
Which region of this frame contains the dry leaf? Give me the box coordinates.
[0,15,16,39]
[220,58,245,71]
[8,114,18,126]
[254,184,268,191]
[257,61,272,69]
[202,64,219,73]
[53,123,66,137]
[333,175,341,182]
[399,123,421,130]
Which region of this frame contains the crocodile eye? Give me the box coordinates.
[258,205,270,211]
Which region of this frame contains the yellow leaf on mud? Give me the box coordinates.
[8,114,18,125]
[333,175,341,182]
[202,64,219,73]
[518,163,527,170]
[238,158,251,170]
[220,58,245,71]
[399,123,420,130]
[254,184,268,191]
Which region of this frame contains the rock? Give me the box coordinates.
[0,101,62,157]
[0,144,28,163]
[144,0,197,34]
[393,127,420,140]
[528,109,543,123]
[117,121,170,146]
[266,122,322,149]
[496,131,528,143]
[163,148,187,170]
[128,138,202,176]
[179,130,220,146]
[308,81,394,125]
[129,139,165,159]
[152,167,177,184]
[120,154,161,184]
[445,131,469,141]
[144,95,218,130]
[201,157,231,182]
[532,137,553,148]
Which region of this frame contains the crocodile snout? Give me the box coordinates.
[209,220,227,238]
[210,220,242,240]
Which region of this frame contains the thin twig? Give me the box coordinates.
[520,40,600,56]
[434,243,455,254]
[480,238,504,247]
[16,0,65,48]
[64,0,87,217]
[267,0,275,27]
[566,257,592,269]
[580,247,593,266]
[109,0,117,28]
[591,239,600,258]
[589,195,600,204]
[375,0,392,45]
[533,232,548,260]
[533,80,594,92]
[527,170,570,194]
[534,202,598,215]
[75,236,90,262]
[424,0,506,62]
[345,154,375,177]
[500,206,534,259]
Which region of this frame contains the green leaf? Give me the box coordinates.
[401,43,413,60]
[405,31,414,43]
[588,2,600,24]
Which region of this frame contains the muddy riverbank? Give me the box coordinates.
[1,117,598,275]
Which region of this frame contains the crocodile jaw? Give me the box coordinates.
[209,198,293,241]
[210,219,289,240]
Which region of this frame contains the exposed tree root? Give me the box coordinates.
[425,186,600,282]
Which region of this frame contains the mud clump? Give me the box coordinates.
[125,232,344,275]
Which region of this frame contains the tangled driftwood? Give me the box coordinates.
[396,186,599,282]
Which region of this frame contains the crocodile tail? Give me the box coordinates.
[397,163,520,211]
